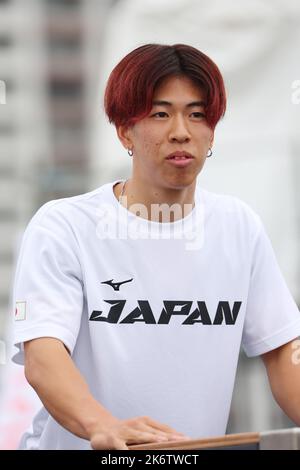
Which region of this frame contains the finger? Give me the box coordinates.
[91,434,129,451]
[136,423,189,442]
[168,434,190,441]
[125,430,173,445]
[112,438,129,450]
[135,422,176,440]
[142,417,187,437]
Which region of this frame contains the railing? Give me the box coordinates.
[129,428,300,450]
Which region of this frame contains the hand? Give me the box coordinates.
[90,415,189,450]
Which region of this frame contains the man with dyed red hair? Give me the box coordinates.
[12,44,300,450]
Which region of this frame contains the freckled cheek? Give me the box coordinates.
[142,136,162,156]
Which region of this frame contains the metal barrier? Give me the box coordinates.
[129,428,300,450]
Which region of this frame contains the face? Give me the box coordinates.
[117,75,214,190]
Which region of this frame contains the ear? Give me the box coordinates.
[116,125,134,150]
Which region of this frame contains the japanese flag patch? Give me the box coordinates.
[15,301,26,321]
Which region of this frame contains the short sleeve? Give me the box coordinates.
[242,223,300,357]
[12,203,84,365]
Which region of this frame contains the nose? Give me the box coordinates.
[168,115,191,143]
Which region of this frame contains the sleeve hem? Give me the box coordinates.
[12,327,77,365]
[243,320,300,357]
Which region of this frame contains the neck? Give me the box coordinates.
[115,175,197,223]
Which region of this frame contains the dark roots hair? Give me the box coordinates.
[104,43,226,131]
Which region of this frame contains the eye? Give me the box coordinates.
[151,112,168,118]
[191,112,206,118]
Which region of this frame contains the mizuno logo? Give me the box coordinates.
[101,278,133,291]
[89,300,242,325]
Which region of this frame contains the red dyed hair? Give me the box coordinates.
[104,44,226,131]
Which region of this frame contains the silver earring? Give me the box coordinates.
[207,148,213,158]
[127,148,133,157]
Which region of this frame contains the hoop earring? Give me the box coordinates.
[127,148,133,157]
[207,148,213,158]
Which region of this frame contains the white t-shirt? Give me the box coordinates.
[12,180,300,449]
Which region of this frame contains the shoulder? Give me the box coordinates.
[26,182,113,234]
[199,187,263,238]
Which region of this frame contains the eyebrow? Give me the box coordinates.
[152,100,206,107]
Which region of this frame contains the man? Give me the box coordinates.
[12,44,300,450]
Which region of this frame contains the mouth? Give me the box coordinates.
[165,151,195,168]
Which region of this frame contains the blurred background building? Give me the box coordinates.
[0,0,299,449]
